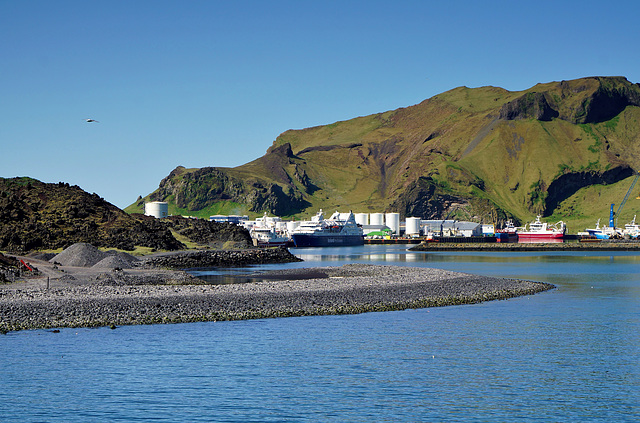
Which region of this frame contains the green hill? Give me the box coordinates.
[0,177,252,253]
[127,76,640,232]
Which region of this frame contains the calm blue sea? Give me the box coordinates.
[2,245,639,422]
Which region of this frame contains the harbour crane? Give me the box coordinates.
[610,172,639,227]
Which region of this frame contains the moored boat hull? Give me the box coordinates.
[517,233,564,240]
[291,234,364,247]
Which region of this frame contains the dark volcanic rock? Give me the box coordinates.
[142,246,302,269]
[578,77,640,123]
[0,177,253,253]
[0,252,22,283]
[164,216,253,248]
[499,92,559,121]
[391,176,466,219]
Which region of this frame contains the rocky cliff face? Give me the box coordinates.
[499,77,640,125]
[499,92,559,121]
[149,163,310,216]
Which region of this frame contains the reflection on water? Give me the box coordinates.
[190,245,640,285]
[5,244,640,422]
[517,238,564,243]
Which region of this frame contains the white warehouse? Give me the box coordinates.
[421,220,482,237]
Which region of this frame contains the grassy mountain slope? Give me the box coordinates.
[128,76,640,232]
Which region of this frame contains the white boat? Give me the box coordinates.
[623,215,640,239]
[247,212,290,246]
[495,220,518,242]
[290,210,364,247]
[584,219,610,240]
[516,215,565,240]
[249,226,289,247]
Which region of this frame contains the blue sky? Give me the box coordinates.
[2,0,639,209]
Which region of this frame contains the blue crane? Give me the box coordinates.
[610,172,639,227]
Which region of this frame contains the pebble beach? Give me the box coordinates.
[0,243,554,333]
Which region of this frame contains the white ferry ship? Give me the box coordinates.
[290,210,364,247]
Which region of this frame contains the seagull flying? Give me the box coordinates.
[85,118,99,123]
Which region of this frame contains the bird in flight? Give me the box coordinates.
[85,118,99,123]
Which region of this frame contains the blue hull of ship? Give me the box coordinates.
[291,234,364,247]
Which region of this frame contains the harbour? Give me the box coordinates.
[3,245,639,422]
[207,208,640,249]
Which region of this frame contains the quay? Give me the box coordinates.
[365,236,508,245]
[365,238,423,245]
[408,240,640,251]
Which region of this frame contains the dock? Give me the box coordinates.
[365,238,423,245]
[408,240,640,251]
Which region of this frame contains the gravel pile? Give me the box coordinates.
[49,243,140,269]
[92,252,139,269]
[0,264,554,333]
[26,252,56,261]
[50,243,108,267]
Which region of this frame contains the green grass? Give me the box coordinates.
[167,201,250,219]
[548,175,640,231]
[125,197,252,219]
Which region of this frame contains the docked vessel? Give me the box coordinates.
[516,215,566,240]
[584,219,610,240]
[495,220,518,242]
[623,215,640,239]
[290,210,364,247]
[249,226,290,247]
[245,212,290,247]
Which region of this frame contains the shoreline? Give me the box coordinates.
[409,240,640,251]
[0,262,553,333]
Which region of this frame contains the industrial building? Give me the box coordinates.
[209,215,248,224]
[420,220,483,237]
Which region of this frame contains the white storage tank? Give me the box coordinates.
[355,213,369,226]
[385,213,400,236]
[144,201,168,219]
[370,213,384,226]
[405,217,421,236]
[286,221,301,234]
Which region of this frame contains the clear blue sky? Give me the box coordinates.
[2,0,639,209]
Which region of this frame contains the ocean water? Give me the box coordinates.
[2,245,639,422]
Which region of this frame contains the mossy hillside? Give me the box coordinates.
[549,175,640,232]
[0,178,183,252]
[134,77,640,230]
[0,177,253,253]
[273,114,393,153]
[457,119,602,216]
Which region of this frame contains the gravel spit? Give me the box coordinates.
[0,263,553,333]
